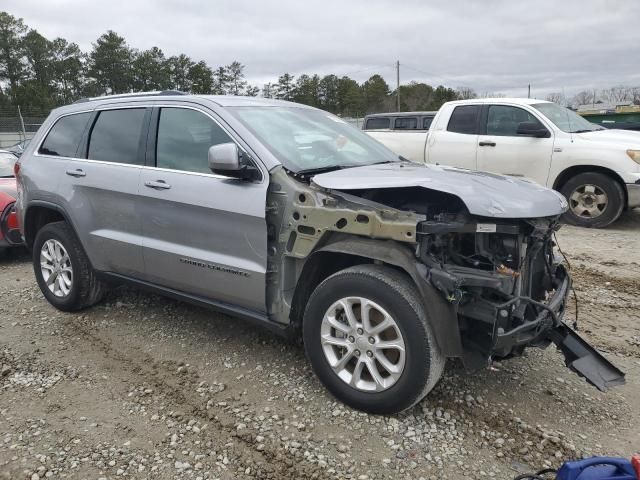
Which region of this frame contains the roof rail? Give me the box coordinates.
[73,90,187,104]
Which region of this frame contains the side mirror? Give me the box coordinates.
[208,143,260,181]
[517,122,551,138]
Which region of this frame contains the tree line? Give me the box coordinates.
[3,11,638,118]
[0,11,463,117]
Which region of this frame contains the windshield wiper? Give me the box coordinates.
[294,165,347,176]
[571,129,598,133]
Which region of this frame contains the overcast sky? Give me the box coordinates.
[5,0,640,98]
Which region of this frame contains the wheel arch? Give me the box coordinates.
[23,201,72,249]
[552,165,627,208]
[290,235,463,357]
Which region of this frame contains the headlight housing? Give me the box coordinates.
[627,149,640,164]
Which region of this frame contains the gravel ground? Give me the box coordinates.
[1,210,639,480]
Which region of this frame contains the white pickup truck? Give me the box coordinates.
[364,98,640,228]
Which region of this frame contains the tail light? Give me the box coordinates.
[13,161,20,177]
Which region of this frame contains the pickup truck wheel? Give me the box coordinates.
[303,265,445,414]
[33,221,106,311]
[560,172,624,228]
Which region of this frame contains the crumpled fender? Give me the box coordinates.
[311,235,464,358]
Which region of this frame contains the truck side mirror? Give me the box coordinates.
[208,143,260,181]
[517,122,551,138]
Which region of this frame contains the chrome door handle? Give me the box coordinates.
[65,168,86,177]
[144,180,171,190]
[478,141,496,147]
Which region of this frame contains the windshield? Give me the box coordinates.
[0,153,16,177]
[228,106,399,173]
[533,103,604,133]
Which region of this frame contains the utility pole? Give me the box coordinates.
[527,84,531,99]
[396,60,400,112]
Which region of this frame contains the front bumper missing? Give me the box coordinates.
[493,265,571,351]
[492,266,625,391]
[435,262,626,391]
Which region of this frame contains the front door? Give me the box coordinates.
[138,106,268,313]
[476,104,554,186]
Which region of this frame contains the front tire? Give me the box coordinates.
[303,265,445,414]
[33,221,105,311]
[560,172,624,228]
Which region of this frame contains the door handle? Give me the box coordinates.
[144,180,171,190]
[65,168,86,177]
[478,141,496,147]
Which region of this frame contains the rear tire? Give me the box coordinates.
[560,172,624,228]
[303,265,445,414]
[33,221,105,311]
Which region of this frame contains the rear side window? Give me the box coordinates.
[422,117,434,129]
[364,117,390,130]
[394,117,417,130]
[39,112,91,157]
[156,108,232,174]
[447,105,480,134]
[88,109,147,165]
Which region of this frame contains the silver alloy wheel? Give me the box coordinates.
[320,297,406,392]
[569,184,608,219]
[40,239,73,298]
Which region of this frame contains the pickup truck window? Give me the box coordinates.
[422,117,434,129]
[364,117,390,130]
[487,105,543,136]
[229,106,398,173]
[394,117,418,130]
[447,105,480,134]
[533,102,603,133]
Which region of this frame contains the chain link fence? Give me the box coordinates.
[0,106,50,148]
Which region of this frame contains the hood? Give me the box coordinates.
[575,129,640,148]
[312,163,567,219]
[0,178,17,198]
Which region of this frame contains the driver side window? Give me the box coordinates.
[156,107,233,174]
[486,105,543,137]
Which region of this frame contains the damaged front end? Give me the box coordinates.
[417,214,625,390]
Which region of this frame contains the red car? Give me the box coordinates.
[0,150,21,254]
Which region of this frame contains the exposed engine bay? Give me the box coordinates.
[265,165,625,392]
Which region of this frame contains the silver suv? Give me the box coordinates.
[16,92,624,413]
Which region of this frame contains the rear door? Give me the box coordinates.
[476,104,554,185]
[426,104,480,169]
[56,106,150,277]
[138,104,268,312]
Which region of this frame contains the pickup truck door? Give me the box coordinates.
[366,116,429,163]
[426,104,480,170]
[137,105,268,313]
[476,104,554,186]
[367,130,428,163]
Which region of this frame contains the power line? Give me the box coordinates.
[336,63,395,78]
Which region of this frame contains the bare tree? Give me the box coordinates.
[600,86,633,104]
[571,90,596,107]
[545,92,565,105]
[456,86,477,100]
[481,91,506,98]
